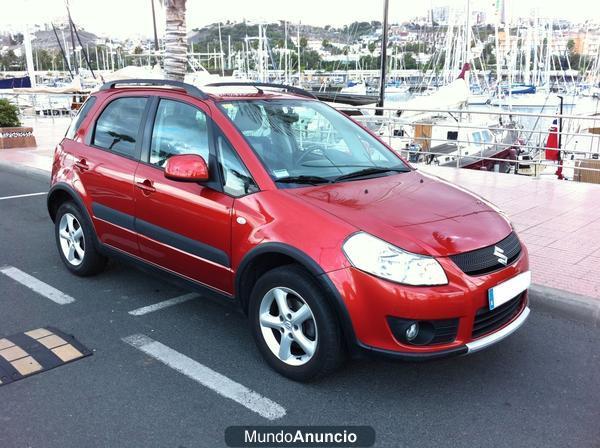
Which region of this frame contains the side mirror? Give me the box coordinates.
[164,154,209,182]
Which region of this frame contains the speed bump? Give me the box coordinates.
[0,327,91,386]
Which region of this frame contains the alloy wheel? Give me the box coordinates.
[258,287,318,366]
[58,212,85,266]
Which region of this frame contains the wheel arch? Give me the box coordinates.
[47,183,90,223]
[47,183,102,251]
[235,243,358,347]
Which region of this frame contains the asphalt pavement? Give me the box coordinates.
[0,164,598,448]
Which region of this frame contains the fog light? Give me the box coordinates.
[406,322,419,341]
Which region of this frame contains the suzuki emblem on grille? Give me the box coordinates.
[493,246,508,265]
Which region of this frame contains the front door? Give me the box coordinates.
[133,97,234,295]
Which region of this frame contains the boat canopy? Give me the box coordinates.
[0,76,32,89]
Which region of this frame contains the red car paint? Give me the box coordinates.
[49,84,530,359]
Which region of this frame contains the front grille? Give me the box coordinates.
[472,293,524,339]
[450,232,521,276]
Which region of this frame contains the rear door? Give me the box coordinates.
[78,94,149,255]
[133,96,235,294]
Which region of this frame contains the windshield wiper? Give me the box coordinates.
[275,175,332,185]
[333,167,409,183]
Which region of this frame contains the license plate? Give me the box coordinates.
[488,271,531,310]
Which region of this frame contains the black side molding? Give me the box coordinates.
[92,202,135,231]
[91,201,230,268]
[136,218,230,268]
[99,243,236,304]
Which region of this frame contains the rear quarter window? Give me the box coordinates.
[92,97,147,158]
[65,96,96,140]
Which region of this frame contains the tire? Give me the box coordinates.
[249,265,344,381]
[54,201,107,276]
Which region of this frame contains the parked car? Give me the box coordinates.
[48,80,531,381]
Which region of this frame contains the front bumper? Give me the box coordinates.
[355,305,530,361]
[326,245,530,360]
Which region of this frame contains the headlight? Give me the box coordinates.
[342,232,448,286]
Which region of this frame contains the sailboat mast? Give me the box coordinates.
[376,0,389,115]
[297,23,301,84]
[23,24,36,87]
[228,35,231,70]
[150,0,159,51]
[465,0,470,67]
[495,3,501,96]
[284,21,288,83]
[218,22,225,77]
[66,1,79,75]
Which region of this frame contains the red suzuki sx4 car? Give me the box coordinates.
[48,80,531,381]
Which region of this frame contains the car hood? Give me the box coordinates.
[284,170,512,257]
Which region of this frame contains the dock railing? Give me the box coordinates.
[343,104,600,181]
[0,91,87,124]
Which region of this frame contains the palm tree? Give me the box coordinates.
[164,0,187,81]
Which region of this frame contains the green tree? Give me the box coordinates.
[403,52,417,69]
[0,50,22,70]
[9,33,23,45]
[482,42,496,65]
[36,49,53,70]
[0,99,20,128]
[302,50,321,69]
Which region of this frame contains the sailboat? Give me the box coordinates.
[381,64,523,172]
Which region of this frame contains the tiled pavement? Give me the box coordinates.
[2,117,599,300]
[0,117,66,172]
[421,165,600,299]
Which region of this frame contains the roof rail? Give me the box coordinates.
[205,82,318,99]
[99,79,208,99]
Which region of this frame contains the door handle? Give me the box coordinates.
[74,158,89,171]
[135,179,156,194]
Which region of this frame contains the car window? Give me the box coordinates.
[215,131,258,197]
[93,97,146,157]
[220,100,407,183]
[150,99,209,167]
[66,96,96,140]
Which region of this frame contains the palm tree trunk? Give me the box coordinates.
[164,0,187,81]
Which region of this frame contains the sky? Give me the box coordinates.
[1,0,600,39]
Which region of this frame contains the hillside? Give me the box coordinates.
[188,20,382,50]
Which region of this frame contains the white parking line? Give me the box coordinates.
[0,266,75,305]
[128,293,198,316]
[123,334,287,420]
[0,192,46,201]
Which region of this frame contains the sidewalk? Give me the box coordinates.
[0,117,69,172]
[2,117,599,300]
[420,165,600,299]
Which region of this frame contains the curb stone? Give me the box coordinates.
[529,283,600,327]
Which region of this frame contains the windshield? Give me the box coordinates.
[219,99,410,186]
